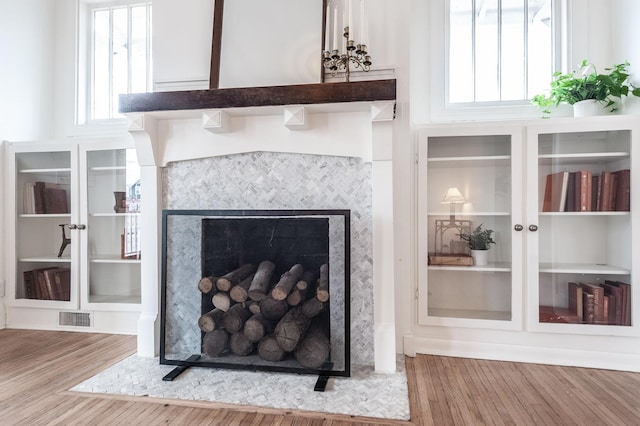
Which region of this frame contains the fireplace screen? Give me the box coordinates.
[161,209,350,378]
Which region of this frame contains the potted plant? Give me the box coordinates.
[458,224,496,266]
[531,60,640,117]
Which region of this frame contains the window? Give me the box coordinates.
[447,0,559,105]
[81,1,152,122]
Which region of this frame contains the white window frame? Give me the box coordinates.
[76,0,151,130]
[429,0,569,122]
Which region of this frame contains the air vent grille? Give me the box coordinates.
[59,312,91,327]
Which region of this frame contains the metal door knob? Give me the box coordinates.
[529,224,538,232]
[514,224,523,231]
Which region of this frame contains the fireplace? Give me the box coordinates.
[161,209,351,379]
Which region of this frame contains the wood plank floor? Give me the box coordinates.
[2,330,640,425]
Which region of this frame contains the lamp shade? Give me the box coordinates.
[441,187,466,204]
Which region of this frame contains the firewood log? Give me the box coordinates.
[198,308,225,333]
[316,263,329,302]
[212,291,231,312]
[202,329,228,357]
[257,334,286,362]
[243,313,275,343]
[274,307,310,352]
[295,321,330,369]
[229,273,255,303]
[229,331,254,356]
[247,300,261,314]
[198,276,219,295]
[286,272,313,307]
[248,260,276,301]
[259,296,289,321]
[301,296,325,319]
[222,303,252,333]
[271,264,305,301]
[217,263,255,292]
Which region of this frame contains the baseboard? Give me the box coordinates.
[412,336,640,372]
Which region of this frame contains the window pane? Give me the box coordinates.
[527,0,552,98]
[449,0,474,103]
[93,10,110,120]
[501,0,525,100]
[475,0,499,102]
[111,7,129,118]
[130,5,148,94]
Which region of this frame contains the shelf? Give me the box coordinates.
[90,255,141,264]
[427,155,511,168]
[539,211,629,216]
[90,166,126,172]
[19,256,71,263]
[19,168,71,174]
[88,295,141,304]
[538,152,629,166]
[90,212,141,217]
[19,213,72,218]
[427,308,511,321]
[428,211,510,217]
[539,262,630,275]
[428,261,511,272]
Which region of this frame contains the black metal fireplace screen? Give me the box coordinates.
[160,209,351,381]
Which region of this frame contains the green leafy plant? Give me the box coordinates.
[531,60,640,116]
[458,224,496,251]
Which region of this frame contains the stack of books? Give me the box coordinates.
[539,280,631,325]
[23,267,71,301]
[542,169,630,212]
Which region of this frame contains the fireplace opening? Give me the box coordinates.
[161,209,350,380]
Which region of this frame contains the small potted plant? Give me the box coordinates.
[458,224,496,266]
[531,60,640,117]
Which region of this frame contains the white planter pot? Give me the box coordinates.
[471,249,488,266]
[573,99,600,117]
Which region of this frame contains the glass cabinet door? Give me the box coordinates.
[83,148,141,307]
[529,122,635,333]
[14,150,75,305]
[418,127,523,329]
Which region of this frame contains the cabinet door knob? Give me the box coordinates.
[514,224,523,231]
[77,224,86,230]
[67,224,78,230]
[529,224,538,232]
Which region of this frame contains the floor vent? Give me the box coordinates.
[59,312,91,327]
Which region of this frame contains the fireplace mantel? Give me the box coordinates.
[128,79,398,374]
[119,79,396,113]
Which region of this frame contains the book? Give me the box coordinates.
[573,170,592,212]
[53,268,71,301]
[592,175,601,211]
[23,270,37,299]
[42,268,59,300]
[582,292,595,324]
[580,283,606,324]
[606,280,631,326]
[33,181,47,214]
[613,169,630,211]
[43,187,68,214]
[567,282,583,323]
[601,282,623,325]
[599,171,613,211]
[565,172,576,212]
[543,171,569,212]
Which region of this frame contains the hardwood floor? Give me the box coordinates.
[1,329,640,425]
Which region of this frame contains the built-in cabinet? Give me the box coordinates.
[4,139,141,332]
[417,116,639,356]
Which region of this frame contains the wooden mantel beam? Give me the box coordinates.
[119,79,396,113]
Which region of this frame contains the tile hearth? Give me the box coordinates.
[70,355,410,421]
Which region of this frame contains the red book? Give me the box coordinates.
[573,170,592,212]
[543,172,569,212]
[580,283,605,324]
[599,171,613,211]
[613,169,630,211]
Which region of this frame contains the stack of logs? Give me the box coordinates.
[197,261,331,369]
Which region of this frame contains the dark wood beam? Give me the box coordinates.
[119,79,396,113]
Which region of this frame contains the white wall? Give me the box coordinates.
[612,0,640,114]
[0,0,55,141]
